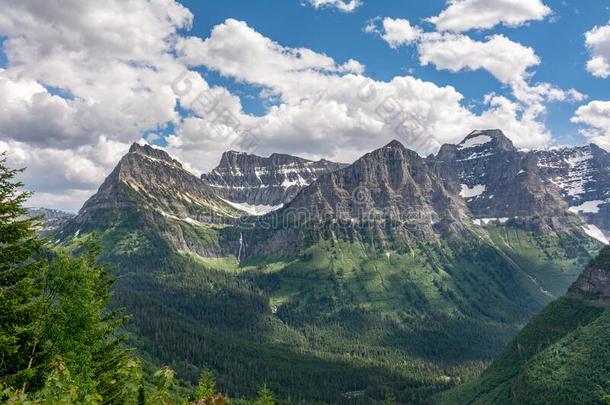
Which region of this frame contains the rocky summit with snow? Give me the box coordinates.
[201,150,348,212]
[435,130,575,234]
[535,144,610,243]
[432,129,610,242]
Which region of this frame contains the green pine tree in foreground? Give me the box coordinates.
[254,384,276,405]
[194,368,226,404]
[0,153,47,390]
[0,155,140,403]
[0,153,280,405]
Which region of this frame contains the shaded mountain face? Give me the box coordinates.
[279,140,469,242]
[438,247,610,405]
[569,245,610,305]
[434,130,576,232]
[201,151,347,212]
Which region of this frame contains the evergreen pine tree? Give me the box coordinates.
[151,366,175,405]
[0,153,140,402]
[0,154,47,390]
[195,368,217,400]
[41,235,140,403]
[254,384,275,405]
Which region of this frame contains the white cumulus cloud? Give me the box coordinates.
[428,0,552,32]
[571,101,610,149]
[177,18,365,104]
[304,0,361,13]
[365,17,422,48]
[585,21,610,78]
[417,33,539,84]
[367,22,584,131]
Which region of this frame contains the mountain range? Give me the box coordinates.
[25,207,75,236]
[52,129,608,403]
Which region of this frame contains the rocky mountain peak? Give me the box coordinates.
[281,140,469,242]
[460,129,515,150]
[128,142,183,168]
[534,144,610,241]
[431,129,576,233]
[76,143,242,224]
[383,139,407,150]
[569,246,610,306]
[367,139,424,165]
[437,129,516,162]
[218,150,248,167]
[588,142,606,155]
[217,150,310,168]
[202,150,348,208]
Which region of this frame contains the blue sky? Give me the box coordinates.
[179,0,610,146]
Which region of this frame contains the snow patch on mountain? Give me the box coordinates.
[569,200,606,214]
[537,147,594,199]
[458,135,492,150]
[159,210,203,225]
[473,217,509,226]
[582,224,609,245]
[221,199,283,216]
[460,184,486,198]
[281,175,309,188]
[457,151,495,161]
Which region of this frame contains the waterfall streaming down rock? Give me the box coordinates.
[237,232,244,263]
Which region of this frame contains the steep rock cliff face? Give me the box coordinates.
[276,140,470,243]
[569,246,610,306]
[535,144,610,242]
[63,143,245,257]
[201,150,347,211]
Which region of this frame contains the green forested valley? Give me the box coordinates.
[438,247,610,405]
[53,204,599,403]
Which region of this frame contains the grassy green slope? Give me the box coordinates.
[485,226,595,297]
[56,210,600,403]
